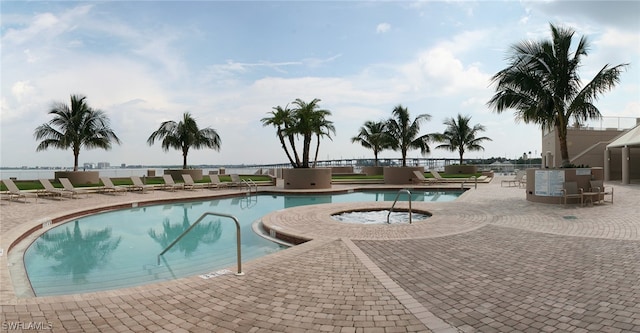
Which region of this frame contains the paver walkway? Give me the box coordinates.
[1,176,639,332]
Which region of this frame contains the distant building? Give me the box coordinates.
[97,162,110,169]
[83,163,96,169]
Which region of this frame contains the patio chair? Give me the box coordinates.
[412,171,439,184]
[39,178,73,200]
[2,178,39,203]
[100,177,128,195]
[182,174,205,190]
[130,176,155,193]
[501,170,525,187]
[561,181,583,205]
[59,178,91,198]
[589,180,614,204]
[207,174,229,189]
[161,175,184,191]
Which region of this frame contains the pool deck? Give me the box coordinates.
[1,176,639,332]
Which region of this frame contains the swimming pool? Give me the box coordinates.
[24,190,462,296]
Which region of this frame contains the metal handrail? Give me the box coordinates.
[242,179,258,195]
[157,212,244,276]
[387,189,412,224]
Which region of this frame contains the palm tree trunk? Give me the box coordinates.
[278,131,296,167]
[313,134,321,167]
[287,134,301,167]
[302,134,312,168]
[374,150,379,167]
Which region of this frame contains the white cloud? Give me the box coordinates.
[376,22,391,34]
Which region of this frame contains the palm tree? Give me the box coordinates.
[260,105,300,167]
[263,98,334,168]
[385,105,431,167]
[34,94,121,171]
[147,112,221,169]
[351,121,392,166]
[431,114,492,165]
[487,23,628,167]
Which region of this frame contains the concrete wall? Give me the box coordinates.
[383,166,424,185]
[525,168,604,204]
[541,128,625,168]
[283,168,332,189]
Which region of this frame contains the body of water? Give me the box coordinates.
[0,167,262,180]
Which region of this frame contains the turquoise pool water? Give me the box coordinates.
[24,190,462,296]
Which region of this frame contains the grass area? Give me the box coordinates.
[1,172,482,191]
[0,174,274,191]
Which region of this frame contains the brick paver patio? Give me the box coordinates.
[1,176,638,332]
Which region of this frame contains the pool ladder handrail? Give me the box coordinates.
[157,212,244,276]
[242,179,258,195]
[387,189,412,224]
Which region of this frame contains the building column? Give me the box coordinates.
[604,148,611,181]
[622,145,630,185]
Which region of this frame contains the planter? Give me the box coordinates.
[361,166,384,176]
[444,165,477,174]
[283,168,332,189]
[383,166,424,185]
[525,167,604,204]
[54,171,99,185]
[163,169,203,181]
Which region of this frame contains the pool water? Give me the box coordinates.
[24,190,461,296]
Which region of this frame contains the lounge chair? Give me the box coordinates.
[412,171,438,184]
[207,174,229,189]
[229,174,244,188]
[100,177,128,195]
[589,180,613,204]
[59,178,91,198]
[161,175,184,191]
[2,178,39,203]
[131,176,155,193]
[561,181,583,205]
[182,174,205,190]
[39,178,73,200]
[501,170,526,187]
[430,170,473,183]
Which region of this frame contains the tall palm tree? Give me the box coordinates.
[34,94,121,171]
[487,23,628,167]
[289,98,333,168]
[260,105,299,167]
[147,112,221,169]
[431,114,492,165]
[263,98,334,168]
[351,121,391,166]
[385,105,431,167]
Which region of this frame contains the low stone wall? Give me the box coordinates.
[283,168,332,189]
[444,165,477,174]
[383,166,424,184]
[163,169,203,181]
[54,171,99,185]
[361,166,384,176]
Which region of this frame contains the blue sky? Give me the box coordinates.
[2,1,639,168]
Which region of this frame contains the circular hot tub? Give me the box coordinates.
[331,208,432,224]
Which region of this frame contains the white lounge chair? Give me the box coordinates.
[207,174,229,189]
[182,174,205,190]
[39,178,73,200]
[161,175,184,191]
[59,178,91,198]
[100,177,128,195]
[412,171,439,184]
[2,178,39,203]
[131,176,155,193]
